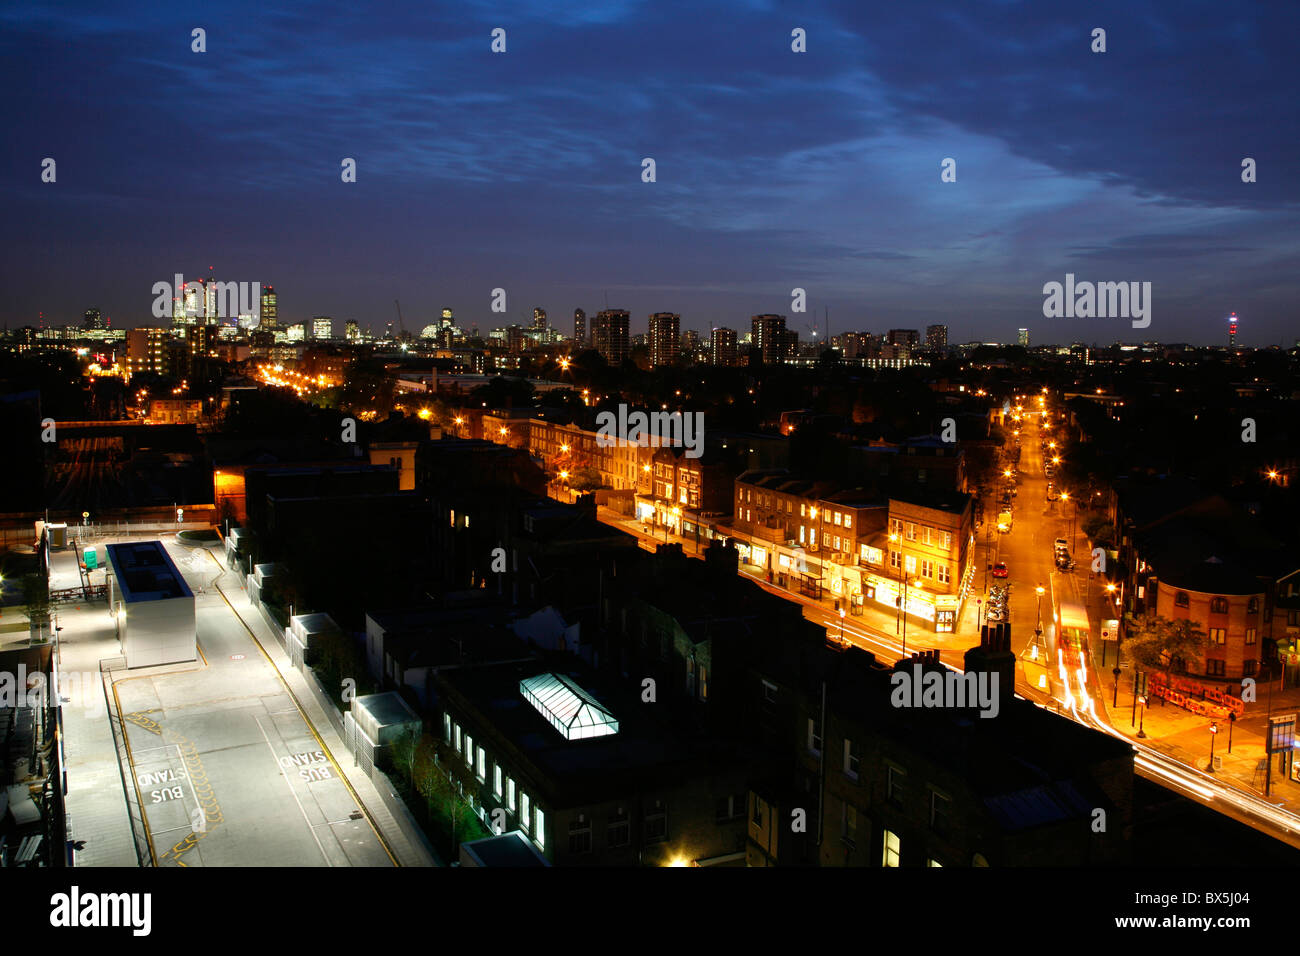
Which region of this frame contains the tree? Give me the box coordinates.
[1124,614,1207,686]
[567,465,603,492]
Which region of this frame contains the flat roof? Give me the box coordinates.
[460,831,549,867]
[106,541,193,603]
[354,692,420,729]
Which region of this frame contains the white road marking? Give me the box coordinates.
[253,714,331,866]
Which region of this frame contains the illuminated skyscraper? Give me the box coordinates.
[1018,328,1030,347]
[593,310,630,365]
[711,327,737,367]
[573,309,586,348]
[751,314,788,365]
[260,286,278,329]
[1228,312,1238,348]
[648,312,680,367]
[313,316,332,340]
[533,307,547,331]
[926,324,947,348]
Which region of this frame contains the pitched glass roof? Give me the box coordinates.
[519,673,619,741]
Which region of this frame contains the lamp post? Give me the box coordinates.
[1207,722,1218,772]
[1137,694,1147,738]
[1034,584,1045,636]
[1228,711,1236,754]
[838,607,846,645]
[1112,666,1121,708]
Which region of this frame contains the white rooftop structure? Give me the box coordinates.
[519,673,619,741]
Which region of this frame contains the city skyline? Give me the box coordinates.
[1,1,1296,344]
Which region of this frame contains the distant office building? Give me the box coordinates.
[712,327,737,367]
[83,308,101,331]
[345,319,360,343]
[648,312,681,367]
[533,307,547,331]
[682,329,700,355]
[573,309,586,348]
[887,329,920,348]
[593,309,630,366]
[751,314,788,365]
[312,316,332,341]
[286,323,306,343]
[1018,328,1030,347]
[126,327,169,375]
[926,324,947,348]
[260,286,278,329]
[442,308,454,329]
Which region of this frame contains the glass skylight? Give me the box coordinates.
[520,673,619,740]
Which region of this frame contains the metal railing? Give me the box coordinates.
[98,656,154,867]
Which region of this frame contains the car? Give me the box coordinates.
[1054,537,1069,551]
[992,562,1009,578]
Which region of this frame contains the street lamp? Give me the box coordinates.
[1137,695,1147,738]
[839,607,846,645]
[1034,584,1045,635]
[1207,722,1218,772]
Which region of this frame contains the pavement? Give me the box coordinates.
[38,528,436,867]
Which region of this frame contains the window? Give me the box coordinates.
[807,716,823,755]
[1175,591,1190,608]
[476,746,486,781]
[923,526,932,545]
[1210,597,1229,614]
[921,559,933,579]
[506,777,516,811]
[1248,597,1260,615]
[762,680,778,704]
[646,801,667,842]
[534,806,546,848]
[752,796,764,826]
[454,724,463,753]
[882,829,900,867]
[569,815,592,854]
[799,526,806,544]
[844,739,860,780]
[930,789,951,834]
[937,565,951,585]
[833,512,842,526]
[464,734,474,768]
[1209,628,1226,645]
[844,515,852,529]
[715,794,744,822]
[906,522,917,541]
[520,791,531,831]
[443,713,451,743]
[1246,628,1257,645]
[494,764,503,797]
[941,532,952,550]
[800,503,806,517]
[698,664,708,701]
[608,809,630,847]
[890,550,901,570]
[823,532,830,546]
[834,535,841,551]
[1207,659,1225,676]
[904,555,917,574]
[887,765,906,806]
[1244,660,1258,676]
[841,803,858,847]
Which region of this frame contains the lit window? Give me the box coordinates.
[454,725,462,753]
[506,777,516,811]
[534,806,546,848]
[443,712,451,743]
[844,515,852,529]
[1209,628,1226,645]
[464,734,474,767]
[520,791,531,831]
[883,829,900,867]
[905,555,917,574]
[476,745,486,780]
[1246,628,1257,645]
[494,764,503,797]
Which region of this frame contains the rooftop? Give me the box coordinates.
[106,541,192,603]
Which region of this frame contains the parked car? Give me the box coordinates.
[992,562,1009,578]
[1054,537,1069,551]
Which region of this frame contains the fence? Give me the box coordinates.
[98,656,154,867]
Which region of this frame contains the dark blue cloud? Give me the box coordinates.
[0,0,1295,344]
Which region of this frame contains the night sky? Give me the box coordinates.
[2,0,1296,344]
